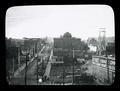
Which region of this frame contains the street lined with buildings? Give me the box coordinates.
[6,32,115,85]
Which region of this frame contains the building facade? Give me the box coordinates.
[52,32,83,63]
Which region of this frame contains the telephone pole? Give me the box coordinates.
[18,47,21,68]
[12,57,14,75]
[35,42,39,85]
[72,48,75,85]
[25,53,29,85]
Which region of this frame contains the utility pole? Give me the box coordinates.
[62,37,64,85]
[101,29,110,83]
[72,48,75,85]
[106,46,110,84]
[106,57,110,84]
[33,48,34,57]
[63,63,64,85]
[25,53,29,85]
[35,42,37,54]
[25,54,27,85]
[36,42,38,85]
[12,57,14,75]
[18,47,20,68]
[37,56,38,85]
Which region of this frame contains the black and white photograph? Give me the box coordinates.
[5,5,115,85]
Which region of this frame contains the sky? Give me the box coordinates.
[6,5,115,40]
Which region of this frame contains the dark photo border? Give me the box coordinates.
[0,0,119,90]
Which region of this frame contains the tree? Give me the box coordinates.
[87,38,98,47]
[81,41,90,53]
[106,42,115,56]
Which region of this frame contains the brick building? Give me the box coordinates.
[52,32,84,63]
